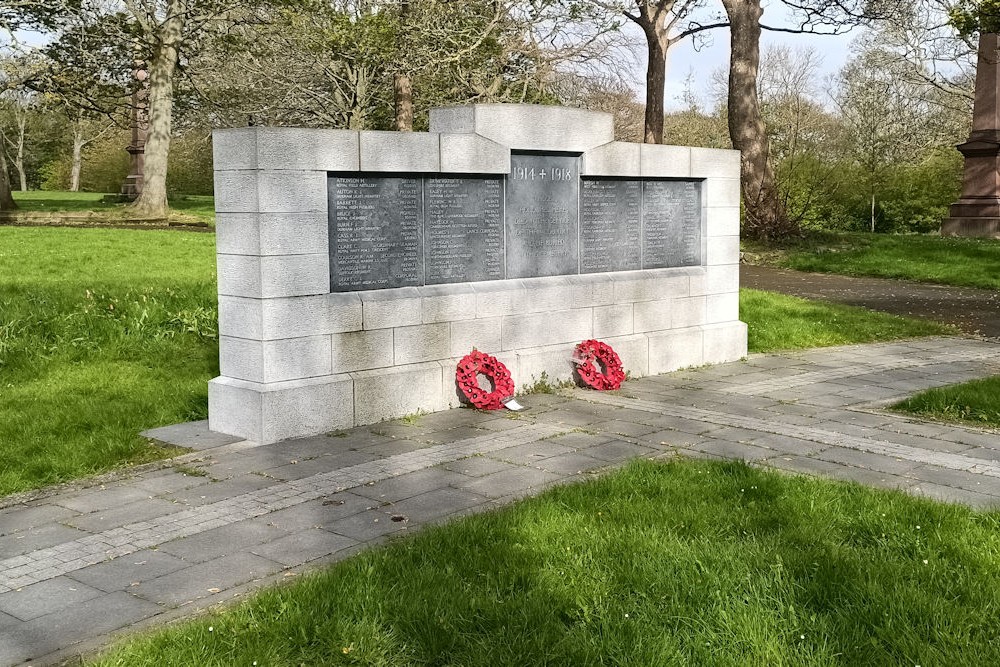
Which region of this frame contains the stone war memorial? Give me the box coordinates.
[209,104,746,443]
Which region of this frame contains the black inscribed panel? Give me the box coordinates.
[424,177,504,284]
[580,179,642,273]
[328,176,423,291]
[641,181,702,268]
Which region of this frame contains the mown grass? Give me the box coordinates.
[10,190,216,225]
[740,288,953,353]
[93,458,1000,666]
[746,232,1000,290]
[893,376,1000,429]
[0,227,218,496]
[0,228,955,496]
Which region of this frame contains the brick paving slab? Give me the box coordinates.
[3,337,1000,665]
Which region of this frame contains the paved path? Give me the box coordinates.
[742,264,1000,337]
[3,336,1000,665]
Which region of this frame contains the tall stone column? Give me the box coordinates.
[942,33,1000,238]
[119,62,149,200]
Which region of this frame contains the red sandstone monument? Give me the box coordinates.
[943,33,1000,238]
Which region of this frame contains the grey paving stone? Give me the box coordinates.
[764,455,853,478]
[141,420,243,450]
[132,552,283,607]
[420,426,490,444]
[158,517,289,563]
[162,474,274,507]
[55,486,155,514]
[324,508,411,542]
[488,440,576,464]
[353,468,467,503]
[442,457,520,477]
[367,422,436,439]
[266,451,375,481]
[961,447,1000,462]
[129,468,216,495]
[0,524,87,559]
[68,549,189,592]
[746,433,828,456]
[13,591,160,662]
[476,416,534,432]
[360,439,433,458]
[535,453,609,475]
[643,415,720,435]
[540,431,618,456]
[534,408,606,427]
[909,482,1000,509]
[65,498,180,533]
[905,465,1000,496]
[384,487,488,522]
[938,429,1000,449]
[0,504,78,536]
[584,440,657,462]
[0,576,103,621]
[455,467,563,499]
[814,447,921,476]
[706,426,766,443]
[592,419,657,438]
[685,439,775,462]
[637,430,713,448]
[866,429,975,454]
[198,448,303,478]
[251,528,359,567]
[416,409,497,429]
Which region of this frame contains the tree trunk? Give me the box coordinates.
[0,148,16,210]
[14,116,26,191]
[721,0,796,241]
[643,29,667,144]
[130,2,183,218]
[71,129,84,192]
[394,0,413,132]
[394,74,413,132]
[870,192,876,232]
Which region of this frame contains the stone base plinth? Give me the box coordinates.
[941,217,1000,239]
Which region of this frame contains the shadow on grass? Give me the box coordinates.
[94,460,1000,666]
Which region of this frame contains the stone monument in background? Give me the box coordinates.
[118,60,148,201]
[942,32,1000,238]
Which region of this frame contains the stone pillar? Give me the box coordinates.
[119,63,148,200]
[942,33,1000,238]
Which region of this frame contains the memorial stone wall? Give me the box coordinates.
[210,104,746,444]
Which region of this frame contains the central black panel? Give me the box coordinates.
[504,153,580,278]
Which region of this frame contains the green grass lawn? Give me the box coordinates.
[893,376,1000,429]
[741,288,952,353]
[0,228,956,497]
[0,227,218,496]
[745,232,1000,290]
[92,458,1000,666]
[10,190,216,225]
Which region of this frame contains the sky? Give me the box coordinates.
[636,3,862,111]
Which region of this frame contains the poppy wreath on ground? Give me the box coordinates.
[573,339,625,390]
[455,350,515,410]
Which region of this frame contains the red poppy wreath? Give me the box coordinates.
[455,350,515,410]
[573,339,625,391]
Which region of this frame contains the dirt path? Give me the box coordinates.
[741,264,1000,338]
